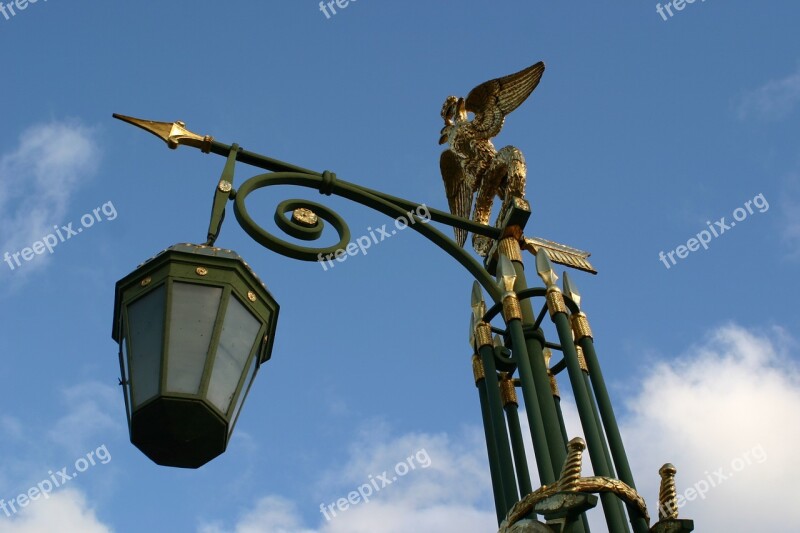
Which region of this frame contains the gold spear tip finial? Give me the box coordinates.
[535,248,558,288]
[471,281,486,321]
[112,113,213,152]
[496,255,517,292]
[562,271,581,308]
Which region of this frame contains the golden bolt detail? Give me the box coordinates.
[247,291,257,302]
[140,277,152,287]
[195,267,208,276]
[218,180,233,193]
[292,207,318,227]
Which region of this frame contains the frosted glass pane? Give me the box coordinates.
[207,297,262,414]
[229,352,259,434]
[128,285,166,407]
[166,283,222,394]
[121,336,132,419]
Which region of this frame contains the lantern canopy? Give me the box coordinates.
[112,243,279,468]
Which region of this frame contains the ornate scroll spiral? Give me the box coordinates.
[232,170,503,303]
[233,172,351,261]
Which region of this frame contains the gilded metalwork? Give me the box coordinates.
[543,348,560,397]
[524,236,596,275]
[140,277,151,287]
[472,354,486,384]
[112,114,213,152]
[218,180,233,193]
[499,436,651,532]
[571,313,593,341]
[498,236,523,263]
[546,289,567,317]
[576,345,589,374]
[558,438,586,490]
[502,295,523,322]
[195,267,208,276]
[439,62,545,256]
[247,291,257,302]
[561,270,581,308]
[500,375,518,407]
[292,207,318,227]
[476,321,494,348]
[658,463,679,520]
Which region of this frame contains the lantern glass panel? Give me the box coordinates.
[207,296,262,413]
[229,350,259,435]
[128,284,166,407]
[120,335,132,418]
[166,282,222,394]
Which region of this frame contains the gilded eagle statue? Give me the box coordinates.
[439,61,545,257]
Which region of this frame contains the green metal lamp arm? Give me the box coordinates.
[113,114,503,303]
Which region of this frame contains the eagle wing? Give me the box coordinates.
[440,149,473,247]
[465,61,545,140]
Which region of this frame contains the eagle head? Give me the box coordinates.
[439,96,467,144]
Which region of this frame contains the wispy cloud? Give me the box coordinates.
[199,323,800,531]
[0,489,111,533]
[0,121,100,279]
[737,65,800,120]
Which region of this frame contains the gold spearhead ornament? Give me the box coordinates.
[112,113,213,152]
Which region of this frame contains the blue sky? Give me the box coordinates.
[1,1,799,532]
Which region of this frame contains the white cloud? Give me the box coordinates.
[200,324,800,532]
[737,66,800,120]
[0,489,111,533]
[621,324,800,530]
[47,382,123,456]
[0,121,100,278]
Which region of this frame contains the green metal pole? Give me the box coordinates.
[476,327,520,510]
[499,239,569,475]
[500,376,533,496]
[505,314,556,485]
[579,335,650,533]
[550,307,629,533]
[473,355,507,524]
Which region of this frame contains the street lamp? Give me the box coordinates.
[110,110,694,532]
[112,243,279,468]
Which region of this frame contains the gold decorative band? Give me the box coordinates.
[498,236,523,263]
[576,346,589,374]
[201,135,213,153]
[546,289,567,317]
[471,354,485,384]
[502,295,523,321]
[475,322,493,348]
[500,376,518,406]
[549,373,560,397]
[571,313,593,340]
